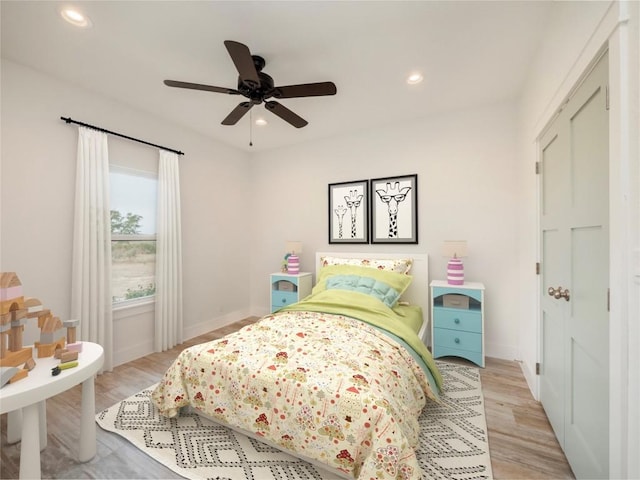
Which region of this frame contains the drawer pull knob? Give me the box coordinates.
[281,298,286,304]
[454,318,460,324]
[454,338,460,344]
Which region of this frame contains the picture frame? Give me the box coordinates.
[370,174,418,244]
[328,179,369,244]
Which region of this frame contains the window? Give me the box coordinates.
[110,166,157,305]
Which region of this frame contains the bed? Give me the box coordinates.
[151,252,442,479]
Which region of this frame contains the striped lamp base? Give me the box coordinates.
[287,254,300,274]
[447,257,464,285]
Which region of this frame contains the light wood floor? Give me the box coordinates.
[1,317,574,479]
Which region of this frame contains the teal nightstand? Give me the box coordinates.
[430,280,485,367]
[270,272,312,313]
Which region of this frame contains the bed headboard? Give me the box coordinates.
[315,252,430,345]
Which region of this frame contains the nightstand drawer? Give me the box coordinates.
[433,308,482,333]
[433,327,482,353]
[272,291,298,309]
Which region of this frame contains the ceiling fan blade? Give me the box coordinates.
[221,102,253,125]
[224,40,260,88]
[164,79,239,95]
[265,101,308,128]
[273,82,337,99]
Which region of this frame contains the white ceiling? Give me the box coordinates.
[1,1,552,152]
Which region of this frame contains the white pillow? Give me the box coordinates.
[320,255,413,274]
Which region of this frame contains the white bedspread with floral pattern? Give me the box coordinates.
[152,309,439,480]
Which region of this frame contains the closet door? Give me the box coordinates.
[539,51,609,479]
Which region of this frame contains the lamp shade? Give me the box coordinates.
[441,240,468,258]
[442,241,467,285]
[286,241,302,274]
[285,241,302,255]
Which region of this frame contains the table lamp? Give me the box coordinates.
[285,241,302,274]
[442,240,468,285]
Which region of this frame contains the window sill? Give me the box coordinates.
[112,297,155,320]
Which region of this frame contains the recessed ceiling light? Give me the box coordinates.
[59,6,93,28]
[407,73,424,85]
[255,118,268,126]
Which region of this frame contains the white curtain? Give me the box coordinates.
[71,127,113,372]
[155,150,183,351]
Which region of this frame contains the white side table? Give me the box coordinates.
[0,342,104,479]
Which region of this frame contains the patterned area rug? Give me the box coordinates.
[96,361,492,480]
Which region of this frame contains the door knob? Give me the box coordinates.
[547,286,570,301]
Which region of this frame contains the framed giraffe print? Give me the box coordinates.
[328,179,369,244]
[371,174,418,244]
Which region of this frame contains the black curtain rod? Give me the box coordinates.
[60,116,184,156]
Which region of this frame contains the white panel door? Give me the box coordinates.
[539,51,609,479]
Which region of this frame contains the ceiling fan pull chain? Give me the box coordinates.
[249,109,253,147]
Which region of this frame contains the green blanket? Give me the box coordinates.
[281,289,443,391]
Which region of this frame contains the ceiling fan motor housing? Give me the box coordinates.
[237,70,275,104]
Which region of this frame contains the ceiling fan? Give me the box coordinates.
[164,40,337,128]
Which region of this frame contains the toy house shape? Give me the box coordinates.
[0,272,72,384]
[0,272,32,382]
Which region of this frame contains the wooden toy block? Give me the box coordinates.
[0,347,33,368]
[23,297,43,309]
[1,297,25,316]
[8,369,28,383]
[28,308,50,320]
[66,342,83,353]
[54,348,66,359]
[42,315,62,333]
[0,290,24,302]
[40,329,64,344]
[37,312,49,329]
[34,337,66,358]
[9,324,24,352]
[1,366,19,387]
[63,319,79,344]
[60,350,78,363]
[23,357,36,370]
[0,334,8,359]
[10,308,27,322]
[0,273,68,361]
[0,287,23,301]
[0,272,22,289]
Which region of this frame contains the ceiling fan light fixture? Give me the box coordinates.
[255,118,268,126]
[59,6,92,28]
[407,72,424,85]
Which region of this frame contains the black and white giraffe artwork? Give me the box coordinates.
[328,179,369,244]
[371,174,418,244]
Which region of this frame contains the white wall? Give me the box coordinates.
[0,59,523,365]
[0,60,253,364]
[249,101,521,360]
